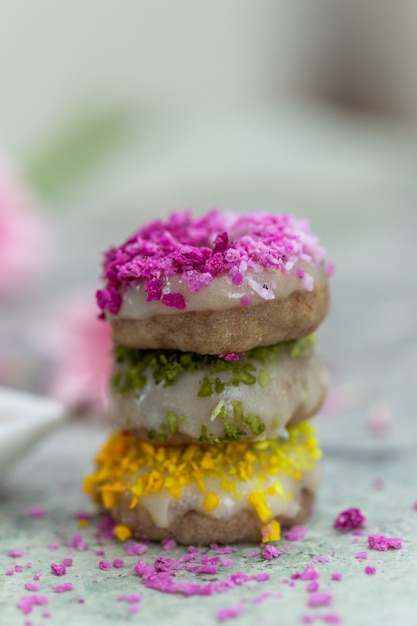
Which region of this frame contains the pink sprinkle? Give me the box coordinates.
[355,552,368,561]
[24,583,40,592]
[8,549,24,558]
[322,613,343,624]
[262,545,282,561]
[365,566,376,575]
[17,595,49,615]
[26,507,46,519]
[62,558,73,567]
[291,565,320,581]
[367,403,391,436]
[124,541,148,556]
[113,558,124,568]
[99,560,111,570]
[368,534,402,551]
[15,565,24,572]
[307,581,320,593]
[5,568,14,576]
[308,593,333,608]
[52,583,74,593]
[217,605,246,622]
[331,573,342,581]
[33,574,40,581]
[161,538,177,551]
[284,525,308,541]
[70,534,86,551]
[50,563,66,576]
[118,593,142,604]
[334,508,366,531]
[240,295,251,307]
[161,293,186,310]
[223,353,241,361]
[210,544,233,555]
[372,478,385,490]
[247,550,260,557]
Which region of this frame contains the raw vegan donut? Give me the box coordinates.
[96,210,331,354]
[110,336,327,444]
[83,422,321,545]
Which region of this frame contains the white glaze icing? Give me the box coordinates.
[134,463,321,528]
[115,262,325,320]
[110,349,327,441]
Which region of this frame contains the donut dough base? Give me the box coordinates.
[110,283,329,355]
[112,487,315,545]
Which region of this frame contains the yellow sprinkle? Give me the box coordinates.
[83,424,321,514]
[248,492,272,522]
[203,492,220,511]
[261,520,281,543]
[77,518,89,529]
[114,524,132,542]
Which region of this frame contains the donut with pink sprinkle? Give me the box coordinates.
[97,209,331,355]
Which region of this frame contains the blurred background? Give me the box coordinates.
[1,0,416,436]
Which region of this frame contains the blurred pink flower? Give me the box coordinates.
[38,291,112,414]
[0,154,49,298]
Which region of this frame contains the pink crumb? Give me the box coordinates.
[24,583,40,592]
[308,593,333,608]
[368,534,402,551]
[331,573,342,581]
[355,552,368,561]
[322,613,343,624]
[113,558,124,568]
[15,565,24,572]
[334,508,366,531]
[5,568,14,576]
[16,595,49,615]
[50,563,66,576]
[62,558,73,567]
[367,403,391,436]
[26,507,46,519]
[261,545,282,561]
[217,605,246,622]
[52,583,74,593]
[365,566,376,575]
[8,550,24,558]
[161,538,177,551]
[284,526,308,541]
[124,541,148,556]
[307,581,320,593]
[99,560,111,570]
[372,478,385,490]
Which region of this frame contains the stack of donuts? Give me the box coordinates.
[84,209,331,545]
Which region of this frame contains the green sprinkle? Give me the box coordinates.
[111,336,315,397]
[233,401,244,424]
[244,414,266,436]
[210,400,225,422]
[199,424,208,443]
[197,376,213,397]
[258,369,270,388]
[166,411,178,435]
